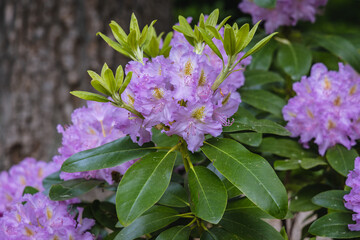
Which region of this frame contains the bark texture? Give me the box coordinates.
[0,0,173,170]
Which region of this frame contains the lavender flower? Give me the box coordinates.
[0,192,95,239]
[283,63,360,155]
[0,158,57,216]
[239,0,328,33]
[344,157,360,231]
[54,101,136,184]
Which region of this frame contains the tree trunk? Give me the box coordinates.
[0,0,173,170]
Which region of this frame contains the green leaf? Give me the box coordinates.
[176,16,195,38]
[115,65,124,91]
[276,43,312,80]
[61,136,155,172]
[188,166,227,224]
[290,184,330,212]
[229,132,262,147]
[104,68,116,94]
[42,171,62,196]
[235,23,249,53]
[299,158,327,169]
[274,159,301,171]
[91,200,118,230]
[109,21,128,44]
[240,89,286,117]
[223,108,290,136]
[22,186,39,196]
[156,225,191,240]
[226,197,273,219]
[248,39,277,71]
[119,72,133,94]
[205,9,219,27]
[49,179,103,201]
[254,0,277,8]
[312,190,350,212]
[129,13,140,38]
[206,25,222,40]
[116,151,176,226]
[223,26,236,56]
[223,178,242,199]
[197,27,223,60]
[201,227,241,240]
[220,212,284,240]
[242,32,277,60]
[91,80,112,96]
[257,137,317,158]
[326,145,358,176]
[158,182,189,208]
[115,206,179,240]
[243,70,284,89]
[70,91,110,103]
[311,34,360,73]
[309,212,360,238]
[201,138,288,219]
[151,128,179,147]
[280,227,289,240]
[97,32,131,57]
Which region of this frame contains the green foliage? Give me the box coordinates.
[49,179,103,201]
[326,145,358,176]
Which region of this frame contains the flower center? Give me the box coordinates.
[192,106,205,121]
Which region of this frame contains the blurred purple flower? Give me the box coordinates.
[345,157,360,231]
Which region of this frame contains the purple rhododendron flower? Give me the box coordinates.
[0,192,95,239]
[0,158,57,216]
[283,63,360,155]
[54,101,136,184]
[345,157,360,231]
[239,0,328,33]
[118,24,251,152]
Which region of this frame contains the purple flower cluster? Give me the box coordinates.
[0,192,94,239]
[238,0,327,33]
[345,157,360,231]
[117,26,251,152]
[54,101,136,184]
[283,63,360,155]
[0,158,57,216]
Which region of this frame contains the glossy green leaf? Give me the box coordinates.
[188,166,227,224]
[240,89,286,117]
[312,190,349,211]
[158,182,189,208]
[276,43,312,80]
[91,80,112,96]
[226,197,273,219]
[49,179,103,201]
[254,0,277,8]
[156,225,191,240]
[309,212,360,238]
[229,132,262,147]
[223,108,290,136]
[311,34,360,73]
[243,70,284,89]
[61,136,155,173]
[274,159,301,171]
[257,137,317,158]
[42,171,62,196]
[299,158,327,169]
[70,91,110,103]
[116,151,176,226]
[290,184,330,212]
[201,138,288,219]
[22,186,39,196]
[326,145,358,176]
[115,206,179,240]
[220,212,284,240]
[223,178,242,199]
[91,200,118,230]
[151,128,179,147]
[201,227,241,240]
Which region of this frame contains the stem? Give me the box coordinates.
[179,138,193,172]
[211,55,236,91]
[176,212,194,218]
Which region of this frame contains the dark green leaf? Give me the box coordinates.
[276,43,312,80]
[243,70,284,89]
[201,227,241,240]
[91,200,118,230]
[257,137,317,158]
[254,0,277,8]
[22,186,39,196]
[248,39,277,71]
[223,178,242,199]
[240,89,286,117]
[158,182,189,208]
[49,179,103,201]
[188,166,227,224]
[326,145,358,176]
[70,91,110,103]
[226,197,273,219]
[151,128,179,147]
[116,151,176,226]
[300,158,327,169]
[309,212,360,238]
[202,138,288,219]
[312,190,349,212]
[61,136,155,172]
[311,34,360,73]
[42,171,62,196]
[229,132,262,147]
[274,160,301,171]
[290,184,330,212]
[156,225,191,240]
[220,212,284,240]
[115,206,179,240]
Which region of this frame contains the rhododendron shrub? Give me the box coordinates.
[2,2,360,239]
